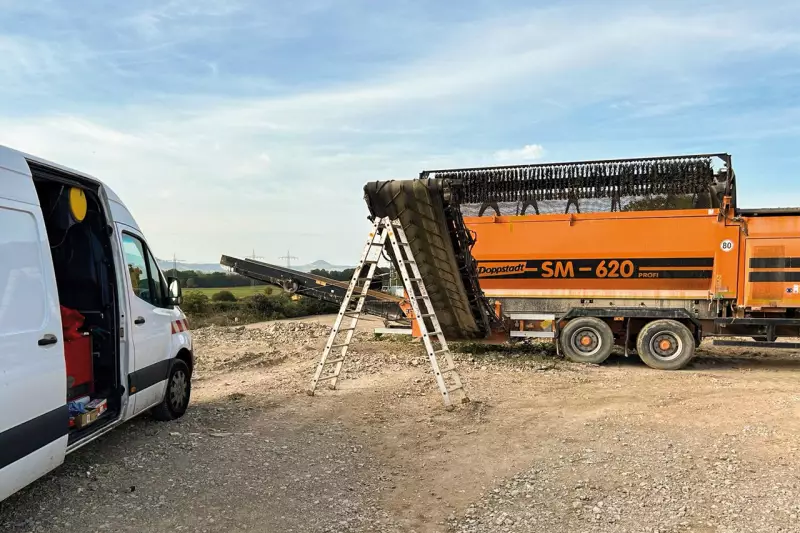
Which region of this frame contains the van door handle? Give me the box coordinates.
[134,317,146,325]
[38,334,58,346]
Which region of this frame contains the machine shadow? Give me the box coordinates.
[603,350,800,372]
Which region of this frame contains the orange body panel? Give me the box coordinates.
[740,216,800,308]
[465,209,742,302]
[466,207,800,311]
[399,297,422,337]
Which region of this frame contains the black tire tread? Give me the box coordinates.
[151,359,191,421]
[560,317,614,364]
[636,319,695,370]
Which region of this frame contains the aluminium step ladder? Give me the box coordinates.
[308,217,469,408]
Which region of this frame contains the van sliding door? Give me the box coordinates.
[0,197,68,501]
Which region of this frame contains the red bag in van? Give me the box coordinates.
[61,306,85,341]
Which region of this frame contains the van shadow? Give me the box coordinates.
[0,393,385,533]
[0,396,276,524]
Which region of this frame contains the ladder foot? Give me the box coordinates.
[309,216,471,410]
[306,389,315,397]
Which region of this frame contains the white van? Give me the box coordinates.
[0,145,193,502]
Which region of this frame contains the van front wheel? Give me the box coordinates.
[151,359,191,421]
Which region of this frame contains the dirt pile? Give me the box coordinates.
[193,322,332,371]
[192,321,421,383]
[193,321,332,349]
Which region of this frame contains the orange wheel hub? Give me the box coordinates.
[659,339,672,351]
[580,335,592,346]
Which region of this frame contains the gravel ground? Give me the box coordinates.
[450,429,800,533]
[1,404,399,533]
[3,316,800,533]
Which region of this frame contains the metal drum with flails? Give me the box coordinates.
[419,153,734,218]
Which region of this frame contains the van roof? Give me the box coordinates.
[0,144,139,230]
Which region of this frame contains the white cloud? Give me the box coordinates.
[494,144,545,162]
[123,0,245,40]
[0,35,89,93]
[3,1,800,263]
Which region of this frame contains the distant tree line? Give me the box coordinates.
[182,290,338,327]
[163,267,389,290]
[310,267,389,289]
[310,268,357,281]
[163,269,263,289]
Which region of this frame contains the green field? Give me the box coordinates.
[185,285,281,298]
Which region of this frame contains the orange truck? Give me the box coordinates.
[420,153,800,369]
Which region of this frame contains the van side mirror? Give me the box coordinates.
[167,277,183,306]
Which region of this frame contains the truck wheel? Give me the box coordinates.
[636,319,695,370]
[560,317,614,364]
[151,359,191,421]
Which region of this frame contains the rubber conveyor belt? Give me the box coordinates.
[363,178,493,339]
[219,256,408,322]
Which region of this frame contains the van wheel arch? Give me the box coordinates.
[151,357,191,421]
[176,348,194,376]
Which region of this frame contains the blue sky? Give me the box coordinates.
[2,0,800,264]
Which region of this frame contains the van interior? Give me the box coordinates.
[30,161,121,442]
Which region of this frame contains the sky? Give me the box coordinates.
[2,0,800,265]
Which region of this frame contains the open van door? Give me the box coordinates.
[0,195,68,501]
[118,229,176,415]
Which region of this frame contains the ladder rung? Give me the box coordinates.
[310,219,472,406]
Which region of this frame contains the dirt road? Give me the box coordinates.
[3,316,800,533]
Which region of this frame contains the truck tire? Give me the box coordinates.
[560,317,614,364]
[151,359,191,421]
[636,319,695,370]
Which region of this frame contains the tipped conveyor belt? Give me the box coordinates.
[219,255,408,322]
[363,178,494,339]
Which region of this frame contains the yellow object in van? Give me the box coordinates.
[68,187,87,222]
